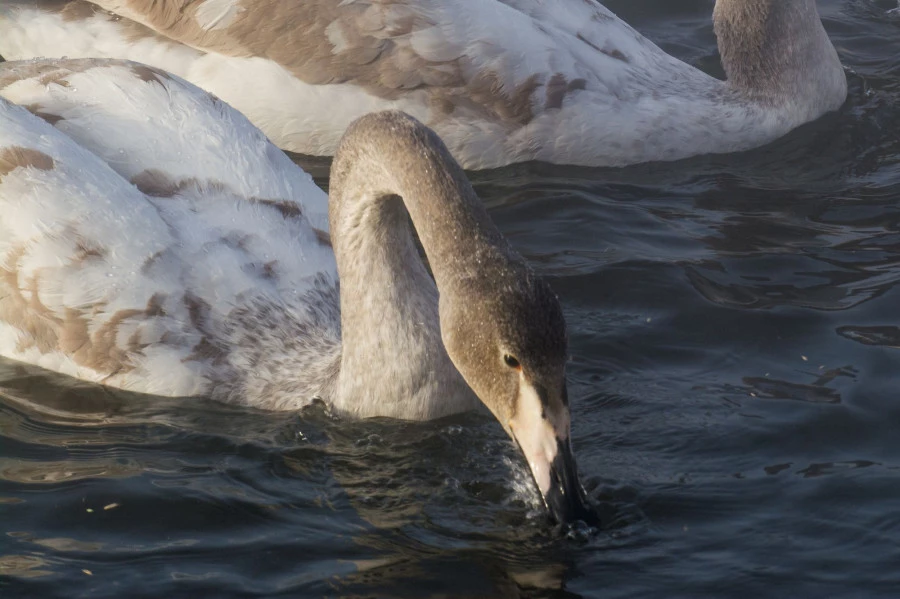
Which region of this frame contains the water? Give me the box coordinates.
[3,1,900,596]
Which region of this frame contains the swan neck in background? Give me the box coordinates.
[713,0,845,107]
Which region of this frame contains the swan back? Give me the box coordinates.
[0,59,338,405]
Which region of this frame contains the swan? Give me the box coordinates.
[0,0,847,169]
[0,57,591,523]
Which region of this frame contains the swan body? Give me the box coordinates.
[0,0,847,169]
[0,58,590,520]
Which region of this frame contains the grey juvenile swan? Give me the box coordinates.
[0,0,847,169]
[0,58,591,523]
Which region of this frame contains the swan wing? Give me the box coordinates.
[0,94,207,395]
[0,59,337,399]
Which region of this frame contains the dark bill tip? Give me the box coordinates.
[543,438,597,526]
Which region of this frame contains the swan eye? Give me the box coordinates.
[503,354,521,369]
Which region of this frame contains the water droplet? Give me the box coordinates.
[355,433,383,447]
[564,520,596,543]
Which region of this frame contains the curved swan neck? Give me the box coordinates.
[329,112,513,296]
[714,0,843,103]
[325,112,502,418]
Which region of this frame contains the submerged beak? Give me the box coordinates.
[543,437,593,525]
[509,377,594,525]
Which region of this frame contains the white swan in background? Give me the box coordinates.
[0,0,847,169]
[0,57,591,523]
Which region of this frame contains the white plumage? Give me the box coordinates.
[0,59,338,408]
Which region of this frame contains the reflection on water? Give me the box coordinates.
[837,324,900,347]
[1,367,636,597]
[3,1,900,597]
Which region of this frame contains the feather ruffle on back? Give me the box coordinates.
[0,59,339,408]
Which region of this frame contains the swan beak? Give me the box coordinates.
[509,379,593,525]
[543,436,593,525]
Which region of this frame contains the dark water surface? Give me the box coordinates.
[3,1,900,597]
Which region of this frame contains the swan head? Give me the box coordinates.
[441,263,593,525]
